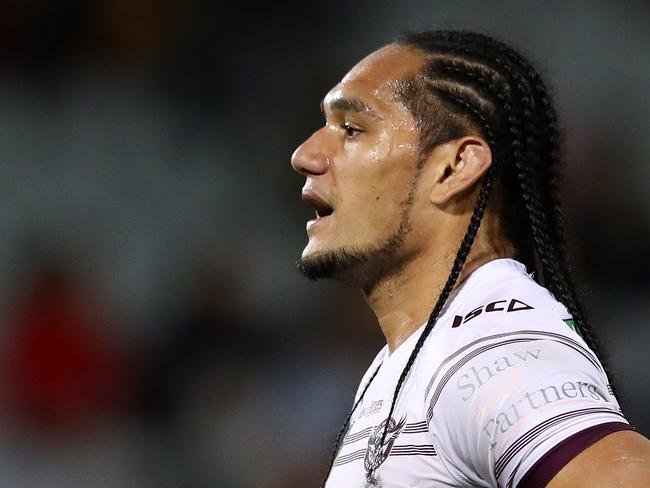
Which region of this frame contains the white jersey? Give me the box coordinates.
[325,258,628,488]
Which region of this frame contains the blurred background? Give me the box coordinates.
[0,0,647,486]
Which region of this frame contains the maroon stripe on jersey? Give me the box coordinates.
[496,408,611,476]
[391,444,437,456]
[495,408,627,479]
[496,407,625,478]
[343,421,429,446]
[333,444,437,467]
[333,448,366,466]
[403,421,428,433]
[514,422,634,488]
[343,427,373,445]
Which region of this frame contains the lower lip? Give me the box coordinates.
[306,215,332,231]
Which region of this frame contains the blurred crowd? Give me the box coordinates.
[0,0,648,486]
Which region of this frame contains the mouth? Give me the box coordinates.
[301,190,334,224]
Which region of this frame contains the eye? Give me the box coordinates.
[342,122,363,139]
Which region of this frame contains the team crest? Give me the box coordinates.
[363,416,407,487]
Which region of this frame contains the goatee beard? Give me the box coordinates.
[296,220,411,291]
[297,165,422,290]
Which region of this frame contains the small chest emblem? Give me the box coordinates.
[363,416,407,486]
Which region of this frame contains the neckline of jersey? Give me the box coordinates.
[380,257,528,361]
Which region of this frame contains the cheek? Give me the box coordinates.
[367,130,392,165]
[334,128,419,234]
[371,140,419,206]
[340,168,414,236]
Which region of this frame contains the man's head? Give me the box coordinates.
[291,44,493,288]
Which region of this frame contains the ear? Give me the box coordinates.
[428,136,492,206]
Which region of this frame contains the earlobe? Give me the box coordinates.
[429,137,492,206]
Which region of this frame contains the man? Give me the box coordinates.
[291,30,650,487]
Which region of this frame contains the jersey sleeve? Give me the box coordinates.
[424,330,628,488]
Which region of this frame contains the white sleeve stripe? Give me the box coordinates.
[424,329,603,400]
[504,466,518,488]
[494,407,626,479]
[504,467,519,488]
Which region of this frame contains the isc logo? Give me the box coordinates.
[451,298,534,328]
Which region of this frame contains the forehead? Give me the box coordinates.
[323,44,424,112]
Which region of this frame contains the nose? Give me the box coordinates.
[291,131,329,176]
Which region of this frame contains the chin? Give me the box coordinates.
[297,245,364,283]
[302,237,339,259]
[296,230,410,289]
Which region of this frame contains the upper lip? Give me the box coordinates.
[301,188,334,218]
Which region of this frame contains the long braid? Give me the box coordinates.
[508,78,614,386]
[504,53,611,385]
[477,41,612,382]
[513,55,606,371]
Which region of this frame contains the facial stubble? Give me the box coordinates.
[296,171,422,291]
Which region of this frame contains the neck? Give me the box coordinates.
[363,223,514,353]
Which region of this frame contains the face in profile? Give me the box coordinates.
[291,45,428,286]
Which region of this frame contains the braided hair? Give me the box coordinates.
[320,30,613,486]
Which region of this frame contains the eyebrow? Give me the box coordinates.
[321,97,384,120]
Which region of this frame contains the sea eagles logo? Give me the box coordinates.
[363,416,407,486]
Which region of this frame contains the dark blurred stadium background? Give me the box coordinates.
[0,1,647,486]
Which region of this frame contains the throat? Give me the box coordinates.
[366,249,514,353]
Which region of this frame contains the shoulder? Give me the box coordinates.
[412,261,626,487]
[444,260,578,340]
[414,261,589,392]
